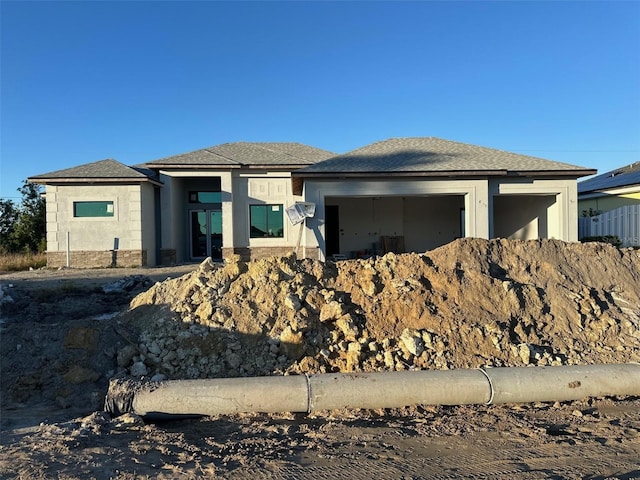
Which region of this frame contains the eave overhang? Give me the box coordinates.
[28,177,164,187]
[145,163,310,171]
[291,168,596,195]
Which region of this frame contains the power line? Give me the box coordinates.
[513,149,640,153]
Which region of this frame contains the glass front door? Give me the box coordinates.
[190,209,222,260]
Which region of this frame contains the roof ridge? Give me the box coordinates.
[224,141,334,164]
[203,144,241,165]
[253,142,315,162]
[206,142,294,165]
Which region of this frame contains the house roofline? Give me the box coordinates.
[144,163,241,170]
[145,163,310,170]
[510,169,596,178]
[28,177,164,187]
[292,170,507,179]
[292,169,596,178]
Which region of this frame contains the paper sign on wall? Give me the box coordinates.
[286,202,315,225]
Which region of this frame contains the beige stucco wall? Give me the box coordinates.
[44,183,151,266]
[231,171,304,251]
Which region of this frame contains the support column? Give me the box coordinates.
[220,172,234,255]
[466,181,490,239]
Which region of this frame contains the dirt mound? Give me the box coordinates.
[2,241,640,479]
[120,239,640,380]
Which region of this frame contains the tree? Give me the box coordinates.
[0,181,46,254]
[0,198,19,251]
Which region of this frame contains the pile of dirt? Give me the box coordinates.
[119,238,640,381]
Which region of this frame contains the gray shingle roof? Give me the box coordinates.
[145,142,335,168]
[29,159,161,184]
[145,149,239,167]
[294,137,595,175]
[578,162,640,194]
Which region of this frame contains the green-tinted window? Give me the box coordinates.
[189,191,222,203]
[73,201,114,217]
[250,204,283,238]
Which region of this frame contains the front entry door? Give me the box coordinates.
[190,209,222,260]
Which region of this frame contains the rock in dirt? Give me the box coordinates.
[102,275,152,294]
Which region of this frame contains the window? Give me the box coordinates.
[250,204,284,238]
[188,191,222,203]
[73,201,114,217]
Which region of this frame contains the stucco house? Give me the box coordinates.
[29,137,595,267]
[577,162,640,246]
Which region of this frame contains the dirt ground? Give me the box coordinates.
[1,240,640,479]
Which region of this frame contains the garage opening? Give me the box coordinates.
[493,194,557,240]
[325,195,464,258]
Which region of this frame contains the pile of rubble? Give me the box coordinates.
[118,238,640,381]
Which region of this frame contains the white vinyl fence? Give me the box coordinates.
[578,204,640,247]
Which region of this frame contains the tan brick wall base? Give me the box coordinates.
[47,250,147,268]
[221,247,320,262]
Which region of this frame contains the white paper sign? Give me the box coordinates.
[286,202,315,225]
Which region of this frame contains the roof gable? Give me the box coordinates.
[578,162,640,194]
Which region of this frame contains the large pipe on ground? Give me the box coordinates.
[105,364,640,418]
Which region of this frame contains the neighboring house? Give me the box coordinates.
[578,162,640,214]
[577,162,640,247]
[29,138,595,267]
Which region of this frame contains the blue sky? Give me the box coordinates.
[1,0,639,200]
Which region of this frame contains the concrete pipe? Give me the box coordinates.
[481,363,640,404]
[117,375,310,417]
[309,370,490,411]
[105,364,640,418]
